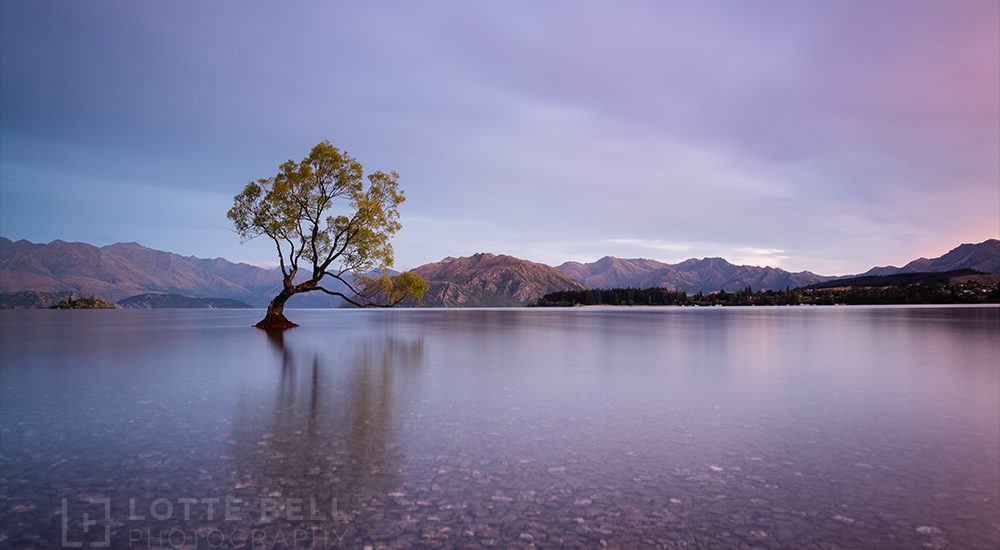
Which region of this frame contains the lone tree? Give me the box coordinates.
[228,141,427,329]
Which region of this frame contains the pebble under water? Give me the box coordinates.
[1,306,998,548]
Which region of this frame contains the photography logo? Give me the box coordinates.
[57,495,347,548]
[62,497,111,548]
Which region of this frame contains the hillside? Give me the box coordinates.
[411,253,588,307]
[860,239,1000,276]
[805,269,985,290]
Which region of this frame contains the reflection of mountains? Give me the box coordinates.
[228,330,425,517]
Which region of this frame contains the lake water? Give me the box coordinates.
[1,306,998,549]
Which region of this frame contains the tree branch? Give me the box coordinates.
[309,285,406,308]
[309,221,320,279]
[320,202,365,272]
[311,286,366,308]
[320,217,356,273]
[322,271,369,300]
[270,234,288,278]
[292,223,307,266]
[283,236,298,273]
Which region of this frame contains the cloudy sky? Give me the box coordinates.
[1,1,997,274]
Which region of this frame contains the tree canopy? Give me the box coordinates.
[228,141,426,328]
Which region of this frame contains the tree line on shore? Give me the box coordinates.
[535,280,1000,307]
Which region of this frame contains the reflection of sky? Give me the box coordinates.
[1,1,997,274]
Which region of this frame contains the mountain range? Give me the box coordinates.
[557,256,832,293]
[1,236,997,307]
[0,237,345,308]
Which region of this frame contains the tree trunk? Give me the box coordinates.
[255,290,298,329]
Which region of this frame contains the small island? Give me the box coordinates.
[117,293,252,309]
[48,296,115,309]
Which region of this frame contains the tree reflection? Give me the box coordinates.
[228,328,425,523]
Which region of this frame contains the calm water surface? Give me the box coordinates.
[1,307,998,548]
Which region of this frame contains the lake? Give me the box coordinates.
[1,306,998,548]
